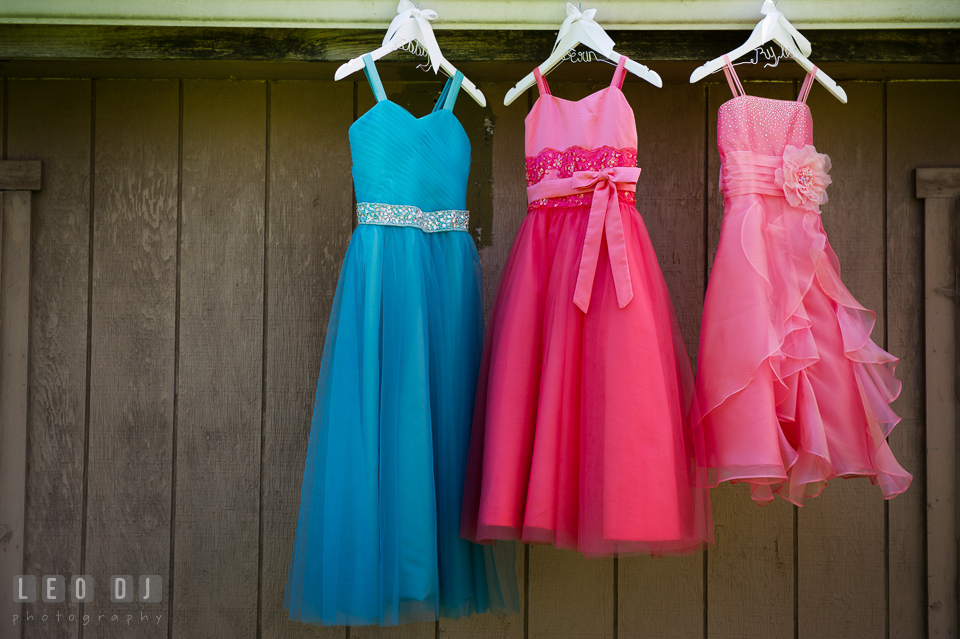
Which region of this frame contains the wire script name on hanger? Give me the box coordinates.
[561,48,617,66]
[735,44,793,69]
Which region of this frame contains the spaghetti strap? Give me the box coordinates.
[433,74,453,113]
[533,67,551,96]
[362,54,387,103]
[433,71,464,113]
[798,66,818,103]
[443,71,464,111]
[722,54,745,98]
[611,55,628,89]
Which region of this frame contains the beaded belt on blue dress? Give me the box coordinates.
[357,202,470,233]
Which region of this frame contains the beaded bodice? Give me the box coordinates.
[716,56,819,201]
[717,96,813,159]
[716,54,816,162]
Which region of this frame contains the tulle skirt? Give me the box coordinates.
[461,199,714,558]
[696,194,912,505]
[284,223,520,626]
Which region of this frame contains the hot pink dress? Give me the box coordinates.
[460,58,713,557]
[696,58,912,506]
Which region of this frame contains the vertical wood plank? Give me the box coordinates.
[173,80,265,639]
[441,81,526,639]
[8,79,91,639]
[352,626,438,639]
[887,81,960,639]
[923,193,959,639]
[630,80,707,359]
[798,82,887,639]
[0,190,31,631]
[618,79,706,639]
[528,546,614,639]
[260,79,353,639]
[83,79,179,638]
[706,81,796,639]
[477,82,528,317]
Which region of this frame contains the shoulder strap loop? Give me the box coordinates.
[433,74,452,113]
[722,54,745,98]
[362,54,387,103]
[431,70,465,113]
[443,71,464,111]
[611,55,628,89]
[798,66,818,103]
[533,67,551,96]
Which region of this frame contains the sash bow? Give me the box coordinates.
[527,165,640,312]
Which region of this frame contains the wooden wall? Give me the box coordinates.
[3,70,959,639]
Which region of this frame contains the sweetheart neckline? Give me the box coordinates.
[538,85,624,104]
[526,86,633,122]
[351,99,469,143]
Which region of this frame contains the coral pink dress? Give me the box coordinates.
[696,58,912,506]
[461,58,713,557]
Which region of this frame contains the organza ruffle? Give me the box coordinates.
[697,194,911,506]
[284,224,520,626]
[461,200,714,557]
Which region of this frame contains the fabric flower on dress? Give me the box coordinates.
[775,144,832,212]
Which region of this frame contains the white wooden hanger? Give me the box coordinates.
[503,3,662,107]
[689,0,847,103]
[334,0,486,107]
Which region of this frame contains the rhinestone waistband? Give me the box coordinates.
[356,202,470,233]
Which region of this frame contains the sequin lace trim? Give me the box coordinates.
[526,145,638,208]
[526,145,638,185]
[357,202,469,233]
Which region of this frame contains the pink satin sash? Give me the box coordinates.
[527,166,641,312]
[720,150,785,198]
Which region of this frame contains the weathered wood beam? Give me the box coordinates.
[917,167,960,639]
[0,161,42,191]
[0,25,957,63]
[918,167,960,199]
[0,191,32,632]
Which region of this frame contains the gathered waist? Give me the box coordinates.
[720,151,785,198]
[357,202,469,233]
[720,146,832,214]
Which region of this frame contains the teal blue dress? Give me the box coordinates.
[283,56,519,627]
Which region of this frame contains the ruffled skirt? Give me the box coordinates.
[461,200,714,557]
[284,224,519,626]
[696,194,912,505]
